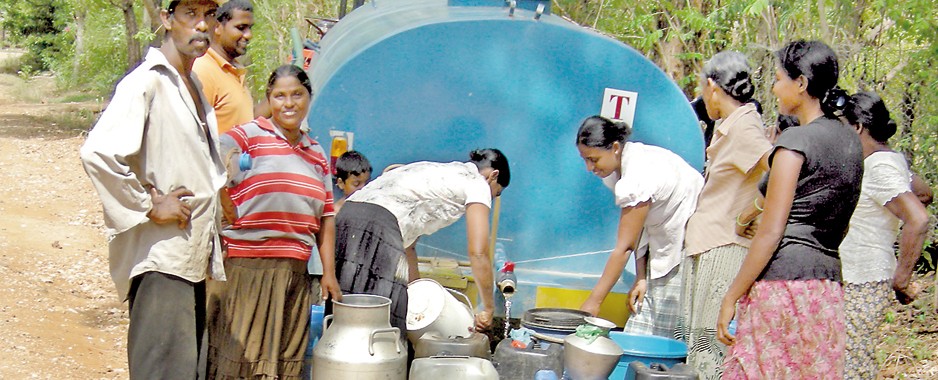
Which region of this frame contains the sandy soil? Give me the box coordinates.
[0,50,126,379]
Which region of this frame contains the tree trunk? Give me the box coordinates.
[72,9,86,81]
[141,0,163,47]
[120,0,142,69]
[816,0,830,42]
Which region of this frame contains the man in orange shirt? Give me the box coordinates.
[192,2,254,374]
[193,0,254,133]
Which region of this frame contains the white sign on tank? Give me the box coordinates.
[600,88,639,128]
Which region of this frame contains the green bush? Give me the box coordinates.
[54,7,129,94]
[1,0,71,74]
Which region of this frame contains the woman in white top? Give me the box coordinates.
[334,149,510,334]
[576,115,703,338]
[839,92,929,380]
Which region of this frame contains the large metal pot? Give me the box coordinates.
[312,295,407,379]
[563,334,624,380]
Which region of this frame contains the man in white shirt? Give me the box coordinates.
[79,0,225,377]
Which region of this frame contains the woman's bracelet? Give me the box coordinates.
[754,197,764,212]
[736,214,751,227]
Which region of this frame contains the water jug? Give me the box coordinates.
[492,338,564,380]
[409,356,499,379]
[312,295,407,379]
[406,279,475,343]
[413,331,491,359]
[563,334,624,380]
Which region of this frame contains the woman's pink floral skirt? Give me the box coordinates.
[722,279,845,380]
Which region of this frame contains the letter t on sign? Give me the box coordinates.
[599,88,639,128]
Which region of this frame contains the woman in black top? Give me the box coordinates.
[717,40,863,379]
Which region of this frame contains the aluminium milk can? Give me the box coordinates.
[312,295,407,380]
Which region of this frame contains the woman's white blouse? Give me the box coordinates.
[602,142,703,279]
[840,151,913,284]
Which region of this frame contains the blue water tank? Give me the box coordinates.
[307,0,703,311]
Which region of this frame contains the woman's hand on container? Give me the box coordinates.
[716,297,737,346]
[474,309,493,331]
[627,278,647,314]
[580,298,601,317]
[320,273,343,302]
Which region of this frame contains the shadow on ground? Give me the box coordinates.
[0,110,97,140]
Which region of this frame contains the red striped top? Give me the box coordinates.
[219,117,335,260]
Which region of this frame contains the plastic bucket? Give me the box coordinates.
[608,332,687,380]
[406,279,475,342]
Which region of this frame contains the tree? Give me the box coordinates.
[111,0,141,68]
[0,0,69,73]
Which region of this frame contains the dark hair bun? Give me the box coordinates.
[728,72,755,102]
[469,148,511,188]
[576,115,632,150]
[844,91,896,143]
[869,119,898,143]
[821,87,848,115]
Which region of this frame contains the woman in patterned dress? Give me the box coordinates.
[839,91,929,380]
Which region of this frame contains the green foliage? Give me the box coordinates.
[1,0,72,73]
[54,2,129,93]
[243,0,338,99]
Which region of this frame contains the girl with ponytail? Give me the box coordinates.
[717,40,864,378]
[575,115,703,338]
[839,92,929,380]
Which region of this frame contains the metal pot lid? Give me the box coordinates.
[521,308,590,330]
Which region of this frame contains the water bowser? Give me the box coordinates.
[307,0,704,325]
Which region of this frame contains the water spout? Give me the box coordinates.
[496,261,517,297]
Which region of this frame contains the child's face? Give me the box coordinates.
[338,171,371,196]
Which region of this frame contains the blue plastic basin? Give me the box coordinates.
[608,332,687,380]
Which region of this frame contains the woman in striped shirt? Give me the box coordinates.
[210,65,342,379]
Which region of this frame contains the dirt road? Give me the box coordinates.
[0,52,126,378]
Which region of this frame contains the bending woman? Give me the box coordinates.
[839,92,929,380]
[681,51,772,380]
[576,115,703,338]
[717,40,864,379]
[334,149,510,334]
[211,65,343,379]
